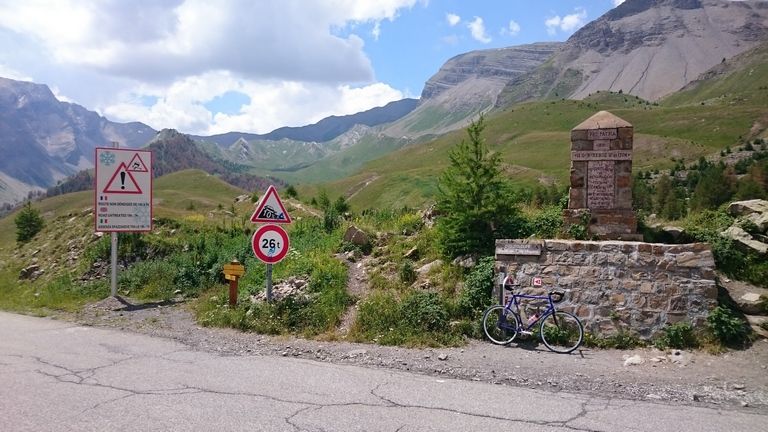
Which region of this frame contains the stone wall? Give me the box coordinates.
[494,239,718,338]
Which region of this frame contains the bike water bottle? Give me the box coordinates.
[527,313,538,325]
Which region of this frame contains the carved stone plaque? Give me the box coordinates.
[588,161,614,209]
[593,140,611,151]
[588,129,618,140]
[571,150,632,161]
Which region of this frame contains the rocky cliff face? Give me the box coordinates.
[0,77,155,205]
[420,43,561,101]
[384,43,560,138]
[498,0,768,104]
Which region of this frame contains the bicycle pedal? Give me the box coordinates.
[520,330,533,336]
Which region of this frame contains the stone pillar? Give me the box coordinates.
[563,111,642,240]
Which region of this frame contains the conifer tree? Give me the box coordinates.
[436,115,527,257]
[15,201,45,243]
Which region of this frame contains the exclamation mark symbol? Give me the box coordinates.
[120,171,126,190]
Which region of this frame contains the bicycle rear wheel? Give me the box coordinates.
[539,311,583,353]
[482,305,519,345]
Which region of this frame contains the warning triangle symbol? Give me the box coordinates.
[127,153,149,172]
[103,162,143,194]
[250,185,291,224]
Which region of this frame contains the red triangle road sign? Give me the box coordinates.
[127,153,149,172]
[103,162,143,194]
[250,185,291,224]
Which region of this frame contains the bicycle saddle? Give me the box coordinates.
[549,291,565,303]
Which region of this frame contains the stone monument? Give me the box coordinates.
[563,111,641,240]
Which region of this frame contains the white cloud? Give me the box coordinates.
[0,0,423,84]
[102,72,405,135]
[502,20,521,36]
[467,16,491,43]
[545,8,588,36]
[613,0,626,6]
[0,64,33,81]
[446,13,460,26]
[0,0,421,134]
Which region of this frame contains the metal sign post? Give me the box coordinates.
[110,230,118,297]
[250,186,292,303]
[95,143,153,298]
[110,142,118,297]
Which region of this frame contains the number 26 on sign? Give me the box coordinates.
[251,224,290,264]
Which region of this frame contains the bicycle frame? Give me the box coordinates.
[502,292,557,332]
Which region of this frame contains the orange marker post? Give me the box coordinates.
[222,260,245,307]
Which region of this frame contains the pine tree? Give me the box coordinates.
[435,115,528,257]
[690,165,733,211]
[15,201,45,243]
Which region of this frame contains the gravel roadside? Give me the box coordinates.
[60,296,768,413]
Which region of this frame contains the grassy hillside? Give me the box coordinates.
[0,170,247,253]
[326,90,759,209]
[312,43,768,210]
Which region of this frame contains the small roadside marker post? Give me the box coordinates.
[223,260,246,307]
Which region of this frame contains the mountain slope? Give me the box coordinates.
[327,40,768,210]
[383,43,560,138]
[148,129,282,193]
[0,77,156,205]
[498,0,768,106]
[196,98,418,148]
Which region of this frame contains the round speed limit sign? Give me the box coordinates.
[251,224,290,264]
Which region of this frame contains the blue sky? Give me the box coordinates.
[0,0,624,135]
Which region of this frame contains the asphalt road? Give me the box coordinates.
[0,311,765,432]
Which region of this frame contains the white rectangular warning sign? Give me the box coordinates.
[94,148,153,232]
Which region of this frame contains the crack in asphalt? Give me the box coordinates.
[14,352,607,430]
[366,381,604,432]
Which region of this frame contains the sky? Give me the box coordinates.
[0,0,627,136]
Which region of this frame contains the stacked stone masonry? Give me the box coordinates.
[495,239,718,339]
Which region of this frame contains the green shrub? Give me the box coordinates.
[401,291,448,332]
[583,331,645,349]
[352,291,404,344]
[529,206,563,239]
[457,256,494,318]
[655,322,699,349]
[707,306,750,347]
[399,261,416,284]
[15,202,45,243]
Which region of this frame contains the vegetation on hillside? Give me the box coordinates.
[14,202,44,243]
[435,116,528,258]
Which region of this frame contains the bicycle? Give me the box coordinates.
[482,276,584,354]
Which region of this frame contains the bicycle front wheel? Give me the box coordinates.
[482,305,519,345]
[539,311,584,353]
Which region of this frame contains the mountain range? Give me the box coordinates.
[1,0,767,209]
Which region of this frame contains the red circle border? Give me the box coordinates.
[251,224,290,264]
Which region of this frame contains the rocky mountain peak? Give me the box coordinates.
[604,0,703,21]
[420,43,561,101]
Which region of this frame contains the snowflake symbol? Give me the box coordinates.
[133,206,150,225]
[100,151,116,166]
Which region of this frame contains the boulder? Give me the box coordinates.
[403,247,419,260]
[417,259,443,275]
[343,226,370,247]
[452,255,476,268]
[662,226,684,240]
[745,212,768,234]
[727,199,768,217]
[721,226,767,255]
[19,264,41,280]
[719,278,768,316]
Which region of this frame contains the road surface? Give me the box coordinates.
[0,312,764,431]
